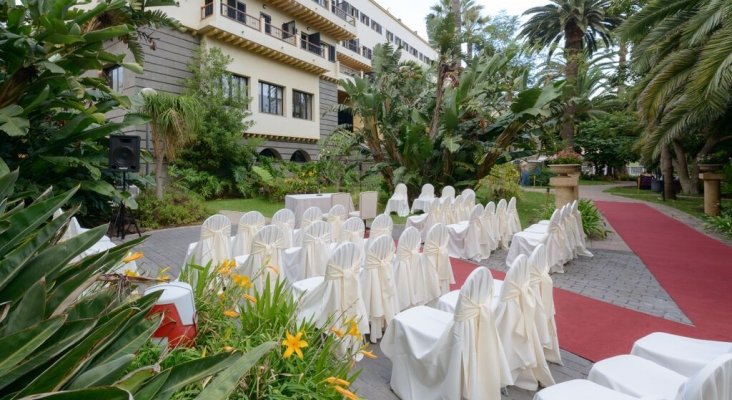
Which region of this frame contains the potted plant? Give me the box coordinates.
[546,149,584,176]
[698,152,729,172]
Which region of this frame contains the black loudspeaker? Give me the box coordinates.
[109,135,141,172]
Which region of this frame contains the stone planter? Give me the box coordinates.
[548,163,582,176]
[698,163,723,173]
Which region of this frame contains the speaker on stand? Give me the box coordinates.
[109,135,142,239]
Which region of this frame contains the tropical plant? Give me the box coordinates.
[0,161,271,398]
[576,112,641,176]
[520,0,620,145]
[136,188,208,229]
[547,148,584,164]
[139,91,202,199]
[578,199,609,239]
[476,163,521,200]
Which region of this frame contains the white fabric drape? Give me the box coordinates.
[325,204,347,241]
[507,209,569,273]
[423,223,454,295]
[360,235,399,342]
[495,255,555,391]
[297,242,370,334]
[231,211,265,257]
[369,213,393,240]
[507,197,522,237]
[631,332,732,377]
[385,183,410,217]
[237,225,285,291]
[481,201,500,253]
[339,216,365,262]
[186,214,231,267]
[448,204,486,261]
[528,244,562,365]
[393,227,422,311]
[440,186,455,202]
[411,183,435,213]
[534,379,639,400]
[293,206,323,245]
[298,220,332,281]
[571,200,594,257]
[272,208,296,248]
[381,267,512,400]
[406,198,441,241]
[496,199,510,249]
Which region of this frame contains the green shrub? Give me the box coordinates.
[477,163,521,201]
[168,165,228,200]
[532,166,554,186]
[137,189,208,229]
[536,199,608,239]
[705,208,732,237]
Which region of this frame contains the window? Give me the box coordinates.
[386,30,393,42]
[292,90,312,120]
[259,81,283,115]
[221,74,248,102]
[225,0,245,22]
[371,20,382,34]
[360,13,369,25]
[322,42,336,62]
[362,46,372,60]
[349,6,359,19]
[395,37,402,47]
[104,65,123,92]
[411,48,418,57]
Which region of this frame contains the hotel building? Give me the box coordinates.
[106,0,437,162]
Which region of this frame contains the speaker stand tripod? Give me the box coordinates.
[111,172,142,240]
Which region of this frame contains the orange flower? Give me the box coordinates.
[330,326,345,338]
[333,385,359,400]
[282,331,308,359]
[223,310,239,318]
[123,269,140,278]
[267,265,280,275]
[122,252,143,263]
[243,293,257,303]
[360,350,377,359]
[232,274,252,289]
[323,376,350,387]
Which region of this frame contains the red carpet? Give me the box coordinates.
[449,201,732,362]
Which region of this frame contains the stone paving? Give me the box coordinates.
[111,184,714,400]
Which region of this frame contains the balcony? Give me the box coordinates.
[262,0,356,41]
[198,1,335,75]
[337,42,372,73]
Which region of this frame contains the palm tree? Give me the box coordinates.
[140,90,202,199]
[519,0,618,145]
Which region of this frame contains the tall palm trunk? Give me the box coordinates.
[672,139,699,195]
[151,126,166,199]
[429,62,448,139]
[617,40,628,97]
[561,23,582,146]
[660,145,676,200]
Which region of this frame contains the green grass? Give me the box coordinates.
[205,198,284,217]
[516,190,555,227]
[580,179,620,186]
[604,186,732,220]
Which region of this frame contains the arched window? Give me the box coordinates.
[290,150,311,163]
[259,148,282,159]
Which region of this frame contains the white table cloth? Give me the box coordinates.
[534,379,639,400]
[285,193,354,228]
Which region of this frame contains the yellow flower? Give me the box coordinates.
[267,265,280,275]
[223,310,239,318]
[243,293,257,303]
[222,346,235,352]
[122,252,143,263]
[330,326,345,338]
[323,376,350,387]
[360,350,377,359]
[231,274,252,289]
[333,385,359,400]
[282,331,308,360]
[157,267,171,281]
[346,318,361,338]
[123,269,140,278]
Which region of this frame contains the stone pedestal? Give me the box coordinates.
[699,172,724,216]
[550,175,579,209]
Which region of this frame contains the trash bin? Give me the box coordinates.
[651,179,663,193]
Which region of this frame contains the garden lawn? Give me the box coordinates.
[605,186,732,220]
[205,198,284,217]
[516,190,555,227]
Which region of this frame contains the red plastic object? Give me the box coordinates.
[149,303,197,347]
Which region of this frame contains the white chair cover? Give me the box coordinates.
[385,183,410,217]
[495,254,555,391]
[381,267,513,400]
[507,209,569,273]
[237,225,285,291]
[507,197,522,237]
[423,223,454,295]
[393,227,422,311]
[406,198,441,241]
[339,216,365,259]
[571,200,594,257]
[296,242,369,334]
[481,201,500,252]
[462,191,476,221]
[293,206,323,246]
[496,199,510,248]
[185,214,231,267]
[60,216,85,242]
[325,204,347,241]
[440,185,455,202]
[447,204,486,261]
[588,354,688,399]
[284,220,331,282]
[369,213,393,240]
[534,379,639,400]
[360,235,398,343]
[272,208,295,248]
[529,244,562,365]
[231,211,265,257]
[631,332,732,377]
[411,183,435,213]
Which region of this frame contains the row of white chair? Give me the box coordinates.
[507,200,592,274]
[381,244,561,400]
[386,183,477,218]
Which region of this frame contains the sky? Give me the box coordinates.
[374,0,549,40]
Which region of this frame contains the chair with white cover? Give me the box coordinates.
[507,209,569,273]
[423,223,454,295]
[440,185,456,203]
[272,208,296,248]
[184,214,232,267]
[481,201,500,252]
[369,213,393,240]
[571,200,594,257]
[631,333,732,377]
[524,205,574,264]
[283,220,331,283]
[406,198,441,241]
[381,267,513,400]
[411,183,435,213]
[325,204,347,240]
[360,235,398,343]
[528,244,561,365]
[349,191,378,221]
[329,192,353,213]
[339,216,365,256]
[534,379,640,400]
[392,227,423,311]
[385,183,410,217]
[447,204,487,261]
[588,353,732,400]
[293,206,323,246]
[495,254,555,391]
[496,198,510,248]
[507,197,522,237]
[459,189,476,222]
[231,211,265,257]
[236,225,285,291]
[447,194,464,224]
[295,242,369,335]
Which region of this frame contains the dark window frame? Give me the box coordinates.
[292,89,313,120]
[259,81,284,116]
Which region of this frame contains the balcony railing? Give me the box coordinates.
[201,2,214,18]
[311,0,356,25]
[300,38,325,58]
[339,64,360,78]
[220,3,260,30]
[266,23,297,46]
[342,40,359,53]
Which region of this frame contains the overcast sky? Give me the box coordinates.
[374,0,549,40]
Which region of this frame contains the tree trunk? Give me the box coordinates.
[660,145,676,200]
[560,24,582,147]
[617,40,628,97]
[672,139,699,195]
[428,63,447,139]
[155,155,165,200]
[451,0,461,37]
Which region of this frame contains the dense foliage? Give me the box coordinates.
[137,188,208,229]
[576,112,641,177]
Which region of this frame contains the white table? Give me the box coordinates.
[285,193,354,227]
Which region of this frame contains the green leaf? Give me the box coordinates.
[16,386,132,400]
[0,169,19,200]
[0,105,29,137]
[39,61,66,74]
[91,314,160,369]
[133,369,170,400]
[193,342,276,400]
[2,279,46,336]
[0,316,65,379]
[121,63,143,74]
[67,354,135,389]
[137,353,238,400]
[113,367,156,393]
[82,25,130,43]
